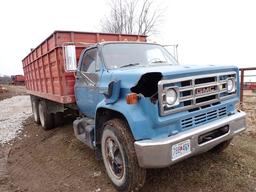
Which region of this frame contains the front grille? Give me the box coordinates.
[181,106,227,129]
[158,72,237,116]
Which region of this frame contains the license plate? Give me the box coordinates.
[172,139,191,161]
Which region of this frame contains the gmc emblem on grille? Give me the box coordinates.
[195,86,216,95]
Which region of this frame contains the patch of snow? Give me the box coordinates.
[0,95,32,144]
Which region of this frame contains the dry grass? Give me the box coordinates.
[242,91,256,136]
[245,110,256,136]
[0,85,8,93]
[0,84,26,100]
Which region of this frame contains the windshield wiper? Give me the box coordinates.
[120,63,140,68]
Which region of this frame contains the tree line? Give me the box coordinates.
[0,75,11,84]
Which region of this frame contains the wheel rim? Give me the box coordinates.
[32,101,38,121]
[38,103,45,127]
[104,136,125,180]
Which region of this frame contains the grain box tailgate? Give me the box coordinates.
[22,31,146,104]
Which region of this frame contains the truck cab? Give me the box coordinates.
[71,41,246,191]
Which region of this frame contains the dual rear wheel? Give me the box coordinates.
[31,98,63,130]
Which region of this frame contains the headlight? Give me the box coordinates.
[165,88,179,106]
[227,78,236,93]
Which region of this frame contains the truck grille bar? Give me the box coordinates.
[158,72,237,116]
[181,106,227,129]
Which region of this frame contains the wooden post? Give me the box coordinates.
[240,69,244,105]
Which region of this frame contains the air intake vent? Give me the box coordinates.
[181,106,227,129]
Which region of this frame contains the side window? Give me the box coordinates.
[81,48,97,73]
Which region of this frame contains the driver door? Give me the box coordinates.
[75,47,101,118]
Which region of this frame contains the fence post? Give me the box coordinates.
[240,69,244,104]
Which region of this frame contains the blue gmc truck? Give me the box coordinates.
[25,33,246,192]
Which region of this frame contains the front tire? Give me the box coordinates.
[101,119,146,192]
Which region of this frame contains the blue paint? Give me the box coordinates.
[75,43,240,142]
[105,80,121,104]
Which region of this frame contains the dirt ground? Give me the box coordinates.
[1,85,256,192]
[0,85,26,100]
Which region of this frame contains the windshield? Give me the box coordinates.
[102,43,178,69]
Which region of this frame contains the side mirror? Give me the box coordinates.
[63,45,77,72]
[104,80,121,104]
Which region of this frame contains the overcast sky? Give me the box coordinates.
[0,0,255,76]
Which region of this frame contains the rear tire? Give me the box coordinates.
[101,119,146,192]
[31,98,40,124]
[38,101,54,130]
[54,112,64,127]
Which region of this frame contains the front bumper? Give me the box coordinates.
[134,111,246,168]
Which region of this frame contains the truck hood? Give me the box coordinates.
[109,64,238,89]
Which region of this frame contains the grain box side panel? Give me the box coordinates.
[99,34,119,41]
[42,41,48,55]
[48,35,56,51]
[55,32,72,46]
[73,33,98,43]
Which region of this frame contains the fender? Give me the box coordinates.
[95,98,155,141]
[95,72,163,141]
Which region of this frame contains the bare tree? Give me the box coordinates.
[100,0,165,36]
